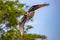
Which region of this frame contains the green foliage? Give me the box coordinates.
[1,27,47,40]
[24,33,46,40]
[0,0,25,27]
[0,18,3,23]
[1,28,20,40]
[26,25,33,31]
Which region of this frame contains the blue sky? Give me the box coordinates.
[19,0,60,40]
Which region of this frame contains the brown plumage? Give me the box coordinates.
[19,11,34,37]
[19,3,49,37]
[28,3,49,12]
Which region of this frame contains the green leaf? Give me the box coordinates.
[0,18,2,23]
[18,4,25,8]
[26,25,33,31]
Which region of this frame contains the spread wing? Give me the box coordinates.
[28,3,49,12]
[19,3,49,37]
[20,3,49,24]
[19,15,27,36]
[19,12,34,36]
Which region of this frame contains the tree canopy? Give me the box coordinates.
[1,26,47,40]
[0,0,25,27]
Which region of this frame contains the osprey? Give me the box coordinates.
[19,3,49,37]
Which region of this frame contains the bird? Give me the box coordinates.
[19,3,49,37]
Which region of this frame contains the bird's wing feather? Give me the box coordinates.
[19,15,27,36]
[28,3,49,12]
